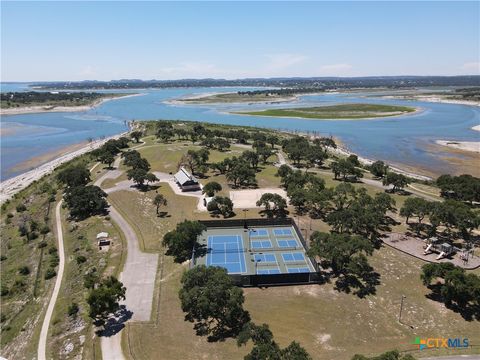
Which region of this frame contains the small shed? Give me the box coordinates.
[174,167,201,192]
[96,232,109,240]
[96,232,111,248]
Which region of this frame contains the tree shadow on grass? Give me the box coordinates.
[258,209,289,219]
[425,284,480,321]
[385,189,411,196]
[96,305,133,337]
[157,211,171,218]
[334,270,381,298]
[137,184,160,192]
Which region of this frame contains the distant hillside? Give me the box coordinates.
[32,75,480,90]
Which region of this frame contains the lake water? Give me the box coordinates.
[1,85,479,180]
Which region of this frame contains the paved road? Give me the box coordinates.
[109,205,158,321]
[361,177,440,202]
[100,156,159,360]
[37,200,66,360]
[100,204,159,360]
[94,157,123,188]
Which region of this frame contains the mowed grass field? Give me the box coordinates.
[119,187,480,359]
[102,138,478,359]
[236,103,417,120]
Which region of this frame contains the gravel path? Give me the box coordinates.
[37,200,66,360]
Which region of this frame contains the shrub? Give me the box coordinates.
[6,213,14,219]
[76,255,87,264]
[0,255,7,261]
[16,204,27,212]
[11,279,26,292]
[18,224,28,237]
[84,271,99,289]
[18,266,30,275]
[40,225,50,235]
[68,303,79,317]
[44,268,56,280]
[1,285,9,297]
[38,241,47,249]
[50,254,59,268]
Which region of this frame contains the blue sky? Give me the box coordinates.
[1,1,479,81]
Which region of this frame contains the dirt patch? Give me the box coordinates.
[229,188,288,208]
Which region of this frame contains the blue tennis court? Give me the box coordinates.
[287,267,310,273]
[282,252,305,262]
[273,228,293,236]
[251,240,273,249]
[249,229,269,237]
[257,267,281,275]
[277,239,298,248]
[254,253,277,263]
[196,223,316,279]
[207,235,246,274]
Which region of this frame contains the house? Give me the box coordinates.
[174,167,201,192]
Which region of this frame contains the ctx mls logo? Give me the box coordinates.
[413,337,469,350]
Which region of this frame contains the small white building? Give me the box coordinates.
[96,232,109,240]
[96,232,111,248]
[173,167,201,192]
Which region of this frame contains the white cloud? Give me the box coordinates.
[319,63,353,75]
[462,62,480,74]
[264,53,308,71]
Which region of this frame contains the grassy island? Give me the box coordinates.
[234,103,417,120]
[179,92,298,104]
[0,91,129,109]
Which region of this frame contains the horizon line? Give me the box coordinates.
[2,74,480,83]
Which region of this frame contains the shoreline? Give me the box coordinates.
[433,124,480,155]
[382,94,480,107]
[0,93,143,116]
[435,140,480,154]
[0,130,130,203]
[286,130,433,181]
[329,145,433,181]
[8,141,90,174]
